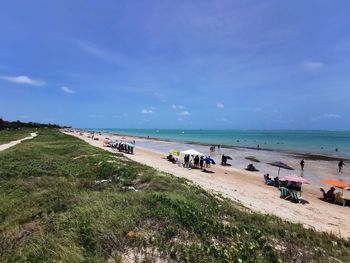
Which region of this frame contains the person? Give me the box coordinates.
[199,156,204,170]
[218,144,220,152]
[320,187,336,201]
[221,154,225,165]
[335,148,338,152]
[184,155,189,168]
[194,155,199,168]
[175,157,180,167]
[264,174,273,185]
[257,144,260,151]
[205,156,210,168]
[266,174,272,181]
[338,160,345,173]
[300,159,305,171]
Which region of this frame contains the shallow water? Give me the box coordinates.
[92,129,350,157]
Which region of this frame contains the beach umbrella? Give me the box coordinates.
[268,161,294,177]
[169,149,180,156]
[180,149,205,156]
[320,179,349,193]
[204,157,216,164]
[280,175,310,184]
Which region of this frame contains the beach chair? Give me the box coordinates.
[280,187,289,199]
[335,192,346,206]
[290,191,299,203]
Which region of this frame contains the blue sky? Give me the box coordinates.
[1,0,350,129]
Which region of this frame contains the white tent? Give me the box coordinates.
[180,149,205,156]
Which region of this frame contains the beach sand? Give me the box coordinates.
[65,130,350,239]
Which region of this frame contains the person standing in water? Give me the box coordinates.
[300,159,305,171]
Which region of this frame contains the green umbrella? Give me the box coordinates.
[169,149,180,156]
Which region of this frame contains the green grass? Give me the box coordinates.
[0,128,35,144]
[245,156,261,163]
[0,129,349,262]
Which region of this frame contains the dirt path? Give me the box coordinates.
[0,132,37,152]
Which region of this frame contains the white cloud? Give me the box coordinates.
[324,113,341,119]
[216,103,224,108]
[178,111,190,116]
[61,86,75,94]
[302,61,324,71]
[141,109,153,114]
[0,75,45,86]
[172,104,185,110]
[311,113,341,121]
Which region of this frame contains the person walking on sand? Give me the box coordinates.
[300,159,305,171]
[338,160,345,173]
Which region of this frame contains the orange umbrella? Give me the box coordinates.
[320,180,348,189]
[320,180,349,194]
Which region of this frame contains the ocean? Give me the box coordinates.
[90,129,350,157]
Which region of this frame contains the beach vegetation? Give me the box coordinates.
[0,128,35,144]
[0,129,349,262]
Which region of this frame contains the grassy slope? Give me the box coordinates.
[0,129,349,263]
[0,129,35,144]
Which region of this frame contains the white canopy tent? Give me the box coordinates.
[180,149,205,156]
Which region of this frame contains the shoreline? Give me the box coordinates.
[82,128,350,162]
[65,129,350,239]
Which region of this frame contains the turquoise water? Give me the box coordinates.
[91,129,350,157]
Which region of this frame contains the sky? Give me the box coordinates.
[1,0,350,129]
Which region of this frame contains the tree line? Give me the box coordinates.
[0,118,70,130]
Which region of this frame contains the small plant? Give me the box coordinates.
[163,225,177,240]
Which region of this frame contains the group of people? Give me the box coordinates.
[209,145,220,152]
[166,154,214,170]
[112,142,134,154]
[183,155,212,169]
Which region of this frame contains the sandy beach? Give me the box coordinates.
[65,130,350,239]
